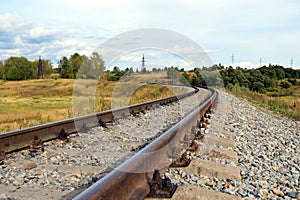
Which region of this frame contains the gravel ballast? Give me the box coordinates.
[166,91,299,199]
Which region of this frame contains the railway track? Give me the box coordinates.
[0,85,215,199]
[72,87,219,200]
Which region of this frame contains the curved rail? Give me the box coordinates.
[0,85,199,154]
[74,88,217,199]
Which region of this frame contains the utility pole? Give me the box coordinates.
[231,53,234,67]
[291,58,293,68]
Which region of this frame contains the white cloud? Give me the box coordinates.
[0,13,29,32]
[27,26,60,39]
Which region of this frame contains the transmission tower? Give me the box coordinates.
[231,53,234,67]
[37,56,44,79]
[260,57,262,67]
[141,54,146,72]
[291,58,293,68]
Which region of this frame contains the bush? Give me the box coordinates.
[266,87,279,92]
[287,78,297,86]
[280,80,292,89]
[252,81,265,93]
[107,75,119,81]
[226,83,234,90]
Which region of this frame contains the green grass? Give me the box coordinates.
[229,85,300,120]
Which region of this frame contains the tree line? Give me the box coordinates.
[58,52,105,79]
[220,64,299,92]
[0,57,53,80]
[172,63,299,93]
[0,53,299,95]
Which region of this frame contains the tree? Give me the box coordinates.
[167,67,180,80]
[0,61,4,79]
[70,53,86,78]
[274,65,285,80]
[77,52,105,79]
[252,81,264,93]
[249,70,264,91]
[59,57,73,78]
[3,57,33,80]
[182,72,190,83]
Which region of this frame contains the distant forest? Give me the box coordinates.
[0,53,299,94]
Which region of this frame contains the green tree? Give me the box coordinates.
[70,53,86,78]
[182,72,190,83]
[59,57,73,78]
[77,52,105,79]
[4,57,33,80]
[273,65,285,80]
[252,81,265,93]
[167,67,180,80]
[249,70,264,91]
[0,60,4,79]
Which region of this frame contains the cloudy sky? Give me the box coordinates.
[0,0,299,69]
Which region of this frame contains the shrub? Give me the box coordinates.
[280,80,292,89]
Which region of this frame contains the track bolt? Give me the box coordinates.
[98,119,107,128]
[147,169,178,198]
[195,131,205,140]
[186,140,199,153]
[80,123,88,132]
[58,129,68,140]
[30,136,42,150]
[170,152,191,167]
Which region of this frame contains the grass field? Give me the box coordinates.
[0,72,188,132]
[229,84,300,120]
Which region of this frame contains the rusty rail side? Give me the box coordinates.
[74,88,217,200]
[0,86,199,154]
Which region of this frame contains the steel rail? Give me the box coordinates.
[74,88,217,200]
[0,85,199,154]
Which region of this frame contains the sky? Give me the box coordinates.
[0,0,299,69]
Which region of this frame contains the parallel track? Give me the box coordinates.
[0,85,199,154]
